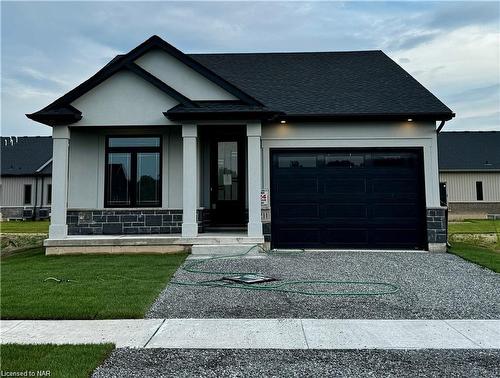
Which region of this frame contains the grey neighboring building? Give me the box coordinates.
[438,131,500,220]
[0,136,52,220]
[27,35,454,254]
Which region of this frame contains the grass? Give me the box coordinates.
[0,220,49,233]
[448,219,500,235]
[0,344,114,378]
[449,242,500,273]
[0,248,187,319]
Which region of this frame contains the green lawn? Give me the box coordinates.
[448,219,500,235]
[0,220,49,233]
[0,344,114,378]
[0,248,187,319]
[449,242,500,273]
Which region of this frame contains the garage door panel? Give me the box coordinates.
[372,179,418,193]
[275,177,318,194]
[372,203,419,218]
[271,148,425,250]
[323,204,368,218]
[323,229,369,245]
[373,229,421,247]
[274,228,321,247]
[277,203,320,218]
[323,178,367,193]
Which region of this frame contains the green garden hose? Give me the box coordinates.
[171,245,399,296]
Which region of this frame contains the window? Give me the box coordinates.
[326,154,365,168]
[24,184,32,205]
[372,153,416,168]
[476,181,483,201]
[278,155,317,168]
[217,141,239,200]
[47,184,52,205]
[105,136,161,207]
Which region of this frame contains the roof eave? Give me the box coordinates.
[164,110,284,121]
[439,168,500,173]
[26,112,82,127]
[283,112,455,122]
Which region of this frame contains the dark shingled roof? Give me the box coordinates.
[166,101,282,120]
[438,132,500,171]
[189,51,453,118]
[1,136,52,176]
[27,36,454,125]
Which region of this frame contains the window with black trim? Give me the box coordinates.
[47,184,52,205]
[24,184,32,205]
[105,136,161,207]
[476,181,483,201]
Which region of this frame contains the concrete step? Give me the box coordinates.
[190,244,261,256]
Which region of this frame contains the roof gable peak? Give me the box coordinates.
[26,35,261,126]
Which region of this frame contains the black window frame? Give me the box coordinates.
[104,135,162,208]
[24,184,32,205]
[476,181,483,201]
[47,184,52,205]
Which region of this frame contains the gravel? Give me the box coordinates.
[92,348,500,378]
[147,251,499,319]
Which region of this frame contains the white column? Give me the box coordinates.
[182,123,198,237]
[49,126,70,239]
[247,122,263,237]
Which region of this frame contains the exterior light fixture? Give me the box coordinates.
[280,120,287,124]
[407,118,413,122]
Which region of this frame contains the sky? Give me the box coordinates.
[1,1,499,136]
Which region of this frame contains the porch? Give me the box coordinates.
[48,122,264,250]
[43,232,263,255]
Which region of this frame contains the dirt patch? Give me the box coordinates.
[0,233,47,255]
[449,233,499,250]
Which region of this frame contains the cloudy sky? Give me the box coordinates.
[1,1,499,136]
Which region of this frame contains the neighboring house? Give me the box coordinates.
[0,136,52,220]
[438,131,500,220]
[27,36,454,254]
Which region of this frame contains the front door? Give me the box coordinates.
[210,134,246,226]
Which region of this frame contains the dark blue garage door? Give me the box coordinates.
[271,148,427,250]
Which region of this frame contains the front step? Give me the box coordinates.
[191,244,261,256]
[204,226,247,233]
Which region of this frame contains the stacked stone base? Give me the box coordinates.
[427,207,448,252]
[67,209,183,235]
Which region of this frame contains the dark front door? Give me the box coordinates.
[271,148,426,250]
[210,135,246,226]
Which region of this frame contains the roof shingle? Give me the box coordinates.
[1,136,52,176]
[189,51,453,117]
[438,132,500,171]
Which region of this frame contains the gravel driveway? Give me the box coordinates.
[147,251,499,319]
[92,349,500,378]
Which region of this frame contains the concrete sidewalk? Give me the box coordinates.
[1,319,499,349]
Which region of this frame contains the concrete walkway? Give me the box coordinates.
[1,319,499,349]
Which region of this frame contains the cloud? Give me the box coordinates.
[448,111,500,131]
[427,2,500,30]
[447,84,500,104]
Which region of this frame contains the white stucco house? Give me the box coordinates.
[28,36,454,254]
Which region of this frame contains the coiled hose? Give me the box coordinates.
[171,245,399,296]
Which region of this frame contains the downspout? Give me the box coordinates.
[32,175,39,220]
[435,119,449,248]
[436,120,446,133]
[40,176,45,213]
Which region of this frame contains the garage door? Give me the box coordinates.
[270,148,426,250]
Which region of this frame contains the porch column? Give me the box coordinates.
[182,123,198,237]
[247,122,263,237]
[49,125,70,239]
